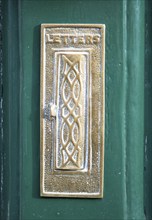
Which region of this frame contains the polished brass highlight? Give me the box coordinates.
[56,52,87,170]
[40,24,105,198]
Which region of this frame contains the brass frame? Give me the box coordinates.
[40,24,105,198]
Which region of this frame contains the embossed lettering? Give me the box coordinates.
[77,36,85,44]
[53,35,61,43]
[86,35,93,44]
[93,35,100,44]
[46,34,100,45]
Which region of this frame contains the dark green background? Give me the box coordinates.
[1,0,146,219]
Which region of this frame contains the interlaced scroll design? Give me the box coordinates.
[60,55,82,169]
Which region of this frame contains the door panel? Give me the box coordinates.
[1,0,145,219]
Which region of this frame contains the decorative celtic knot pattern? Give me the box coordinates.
[60,55,82,169]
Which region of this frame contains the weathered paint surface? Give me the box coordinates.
[145,1,152,219]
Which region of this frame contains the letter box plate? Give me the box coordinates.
[40,24,105,198]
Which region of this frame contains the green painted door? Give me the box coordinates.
[1,0,146,219]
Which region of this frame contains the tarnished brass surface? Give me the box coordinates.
[40,24,105,198]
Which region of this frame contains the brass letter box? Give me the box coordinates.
[40,24,105,198]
